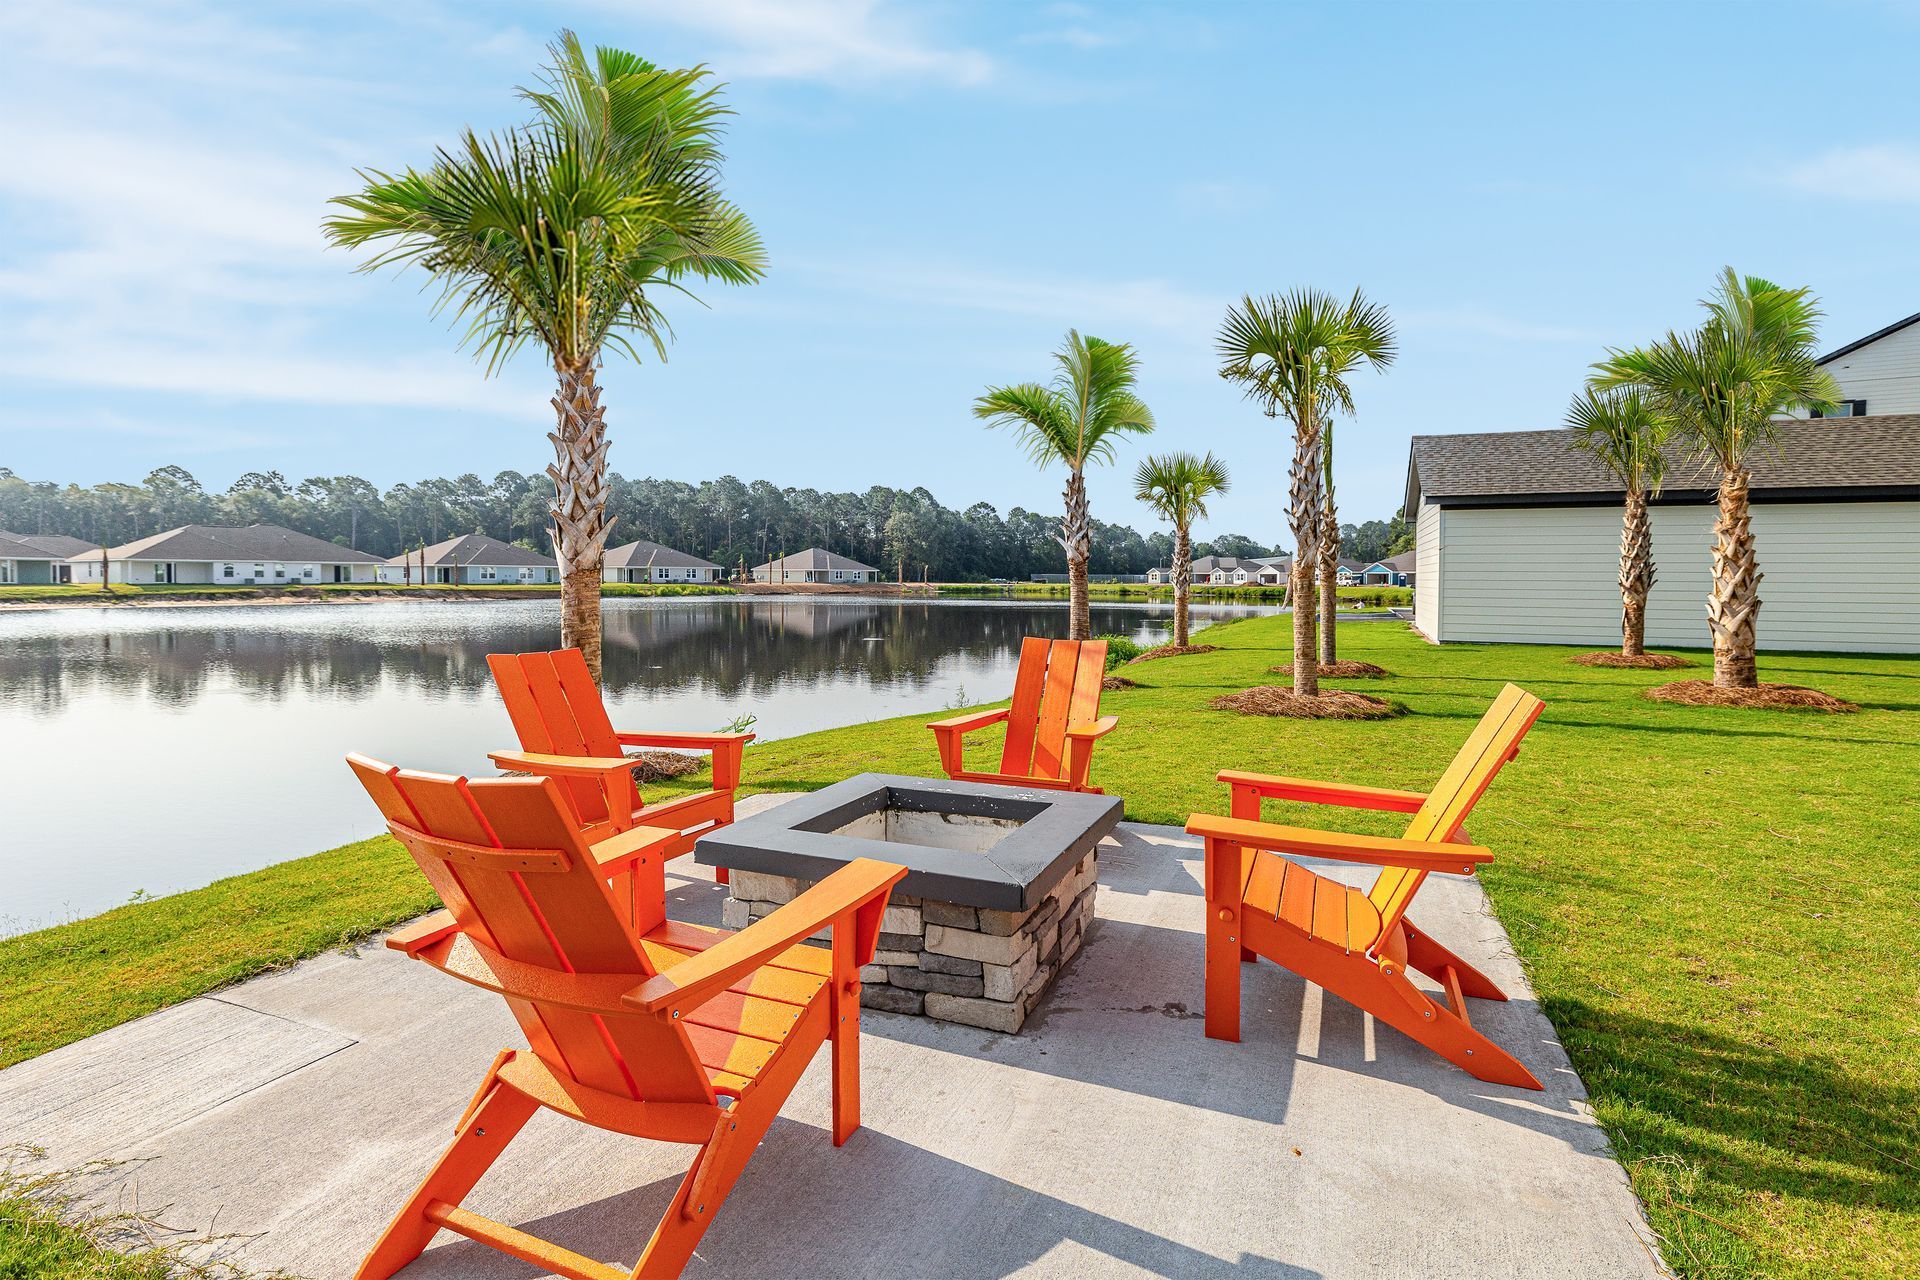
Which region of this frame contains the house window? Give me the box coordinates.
[302,565,317,579]
[273,564,286,579]
[0,563,12,584]
[1812,399,1867,418]
[479,566,498,581]
[221,564,235,579]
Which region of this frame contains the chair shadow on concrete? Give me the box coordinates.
[400,1122,1323,1280]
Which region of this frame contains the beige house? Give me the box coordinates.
[602,540,723,584]
[750,548,879,584]
[379,534,557,585]
[1406,416,1920,654]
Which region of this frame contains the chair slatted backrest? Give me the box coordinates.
[488,649,633,826]
[348,755,713,1107]
[1369,683,1544,938]
[998,638,1108,782]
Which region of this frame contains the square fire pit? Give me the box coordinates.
[696,773,1122,1033]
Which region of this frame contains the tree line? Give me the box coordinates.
[0,464,1410,581]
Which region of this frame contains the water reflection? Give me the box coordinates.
[0,596,1274,932]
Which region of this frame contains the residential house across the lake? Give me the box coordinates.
[1146,555,1285,586]
[72,524,384,585]
[379,534,557,585]
[751,549,880,584]
[0,531,99,584]
[1406,416,1920,653]
[602,539,724,584]
[1358,552,1416,587]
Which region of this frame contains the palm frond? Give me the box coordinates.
[1134,450,1231,527]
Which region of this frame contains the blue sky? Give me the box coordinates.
[2,1,1917,543]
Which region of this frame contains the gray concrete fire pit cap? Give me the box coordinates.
[694,773,1122,912]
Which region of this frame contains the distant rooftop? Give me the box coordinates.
[754,548,878,574]
[603,539,721,571]
[387,534,553,569]
[92,524,386,563]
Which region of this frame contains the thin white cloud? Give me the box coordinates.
[622,0,992,86]
[1784,143,1920,203]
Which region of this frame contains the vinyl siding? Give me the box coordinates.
[1808,320,1920,416]
[1413,499,1442,640]
[1432,500,1920,653]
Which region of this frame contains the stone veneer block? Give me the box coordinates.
[922,901,978,929]
[918,952,984,978]
[924,993,1024,1034]
[924,925,1035,968]
[887,967,985,997]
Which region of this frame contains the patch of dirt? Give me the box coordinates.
[627,750,706,781]
[1101,674,1141,691]
[1128,644,1219,663]
[1644,680,1858,713]
[1570,652,1693,669]
[1264,660,1391,678]
[1208,685,1406,720]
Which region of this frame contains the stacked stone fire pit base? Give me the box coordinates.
[722,851,1097,1034]
[699,773,1122,1035]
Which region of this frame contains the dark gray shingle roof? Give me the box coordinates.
[98,524,386,563]
[1408,415,1920,508]
[755,548,877,574]
[602,539,720,571]
[0,532,98,558]
[388,534,554,568]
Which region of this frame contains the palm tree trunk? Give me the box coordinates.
[1707,464,1760,688]
[1619,486,1654,658]
[1289,417,1322,697]
[1061,470,1092,641]
[1171,524,1192,648]
[549,362,615,681]
[1317,503,1339,666]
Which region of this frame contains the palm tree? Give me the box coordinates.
[1134,451,1231,648]
[323,32,766,679]
[974,331,1155,640]
[1565,386,1670,657]
[1594,269,1837,688]
[1217,290,1395,697]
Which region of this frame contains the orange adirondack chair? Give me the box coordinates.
[1186,683,1546,1090]
[347,753,905,1280]
[927,637,1118,793]
[486,649,754,877]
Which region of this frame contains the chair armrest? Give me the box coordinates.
[1217,769,1428,814]
[489,749,634,778]
[387,910,462,956]
[1184,813,1491,873]
[588,824,680,875]
[614,731,756,750]
[1065,715,1119,740]
[489,750,639,831]
[927,708,1010,734]
[627,857,907,1018]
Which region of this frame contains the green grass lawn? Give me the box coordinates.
[1,617,1913,1278]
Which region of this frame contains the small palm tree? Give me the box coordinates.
[1594,269,1837,689]
[323,32,766,679]
[1134,451,1231,648]
[1566,386,1669,657]
[1217,289,1394,697]
[975,332,1155,640]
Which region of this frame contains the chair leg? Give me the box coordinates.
[1202,838,1243,1042]
[356,1079,539,1280]
[1402,1003,1543,1091]
[1402,919,1507,1000]
[830,932,861,1145]
[632,1092,783,1280]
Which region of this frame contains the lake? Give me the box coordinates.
[0,596,1277,932]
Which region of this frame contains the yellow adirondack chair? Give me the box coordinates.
[1186,683,1546,1089]
[347,754,905,1279]
[927,637,1118,792]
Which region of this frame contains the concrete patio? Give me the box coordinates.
[0,798,1664,1279]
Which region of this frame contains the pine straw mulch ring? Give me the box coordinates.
[1270,660,1391,678]
[1569,652,1692,669]
[1644,680,1858,713]
[1128,644,1219,663]
[1209,685,1406,720]
[1102,674,1141,691]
